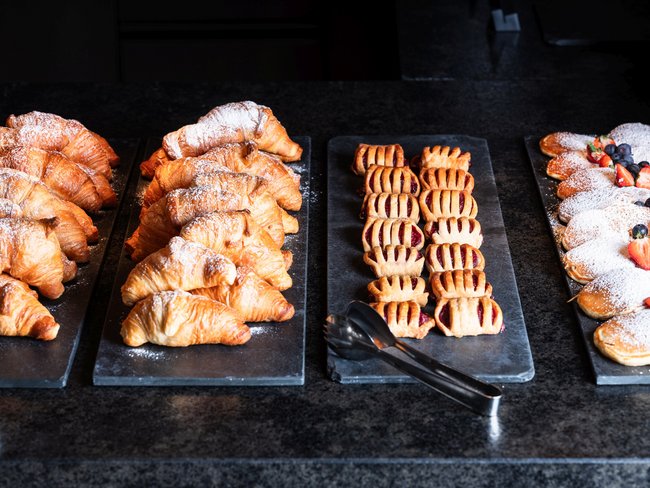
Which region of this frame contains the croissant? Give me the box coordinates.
[191,266,295,322]
[360,192,419,222]
[121,236,238,306]
[162,101,302,163]
[6,111,119,176]
[370,301,435,339]
[77,164,117,208]
[0,145,104,212]
[419,168,474,193]
[0,198,22,218]
[140,147,172,179]
[120,290,250,347]
[179,210,292,290]
[434,297,503,337]
[363,245,424,278]
[418,189,478,222]
[352,143,405,175]
[0,274,60,340]
[0,217,73,299]
[364,165,420,195]
[419,146,471,171]
[362,218,424,252]
[0,168,90,262]
[367,275,428,306]
[60,200,98,243]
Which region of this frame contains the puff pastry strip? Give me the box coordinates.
[423,217,483,248]
[419,190,478,222]
[363,245,424,278]
[419,168,474,193]
[361,218,424,252]
[364,165,420,195]
[352,143,405,176]
[424,243,485,274]
[434,297,503,337]
[367,275,428,306]
[370,301,435,339]
[429,270,492,300]
[360,192,419,222]
[420,146,471,171]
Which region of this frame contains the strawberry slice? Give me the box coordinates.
[615,163,635,187]
[636,167,650,189]
[628,236,650,270]
[598,154,613,168]
[644,297,650,308]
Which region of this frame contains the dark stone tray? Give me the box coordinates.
[0,138,141,388]
[525,135,650,385]
[92,136,310,386]
[326,135,534,384]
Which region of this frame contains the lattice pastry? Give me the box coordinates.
[419,146,471,171]
[429,269,492,300]
[367,275,428,306]
[361,218,424,252]
[369,301,435,339]
[352,143,405,176]
[418,189,478,222]
[423,217,483,248]
[434,297,503,337]
[419,167,474,193]
[364,165,420,195]
[360,192,419,222]
[424,243,485,274]
[363,245,424,278]
[593,309,650,366]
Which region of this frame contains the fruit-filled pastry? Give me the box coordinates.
[424,243,485,274]
[419,145,470,171]
[429,269,492,300]
[423,217,483,248]
[575,267,650,320]
[364,165,420,195]
[418,189,478,222]
[434,296,503,337]
[593,308,650,366]
[545,150,592,181]
[360,192,420,222]
[367,275,428,306]
[352,143,405,176]
[363,245,424,278]
[369,300,435,339]
[562,236,635,284]
[361,217,424,252]
[557,186,650,223]
[556,167,615,200]
[419,167,474,193]
[538,132,594,158]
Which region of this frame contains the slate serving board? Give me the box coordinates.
[92,136,310,386]
[0,138,141,388]
[525,135,650,385]
[327,135,534,384]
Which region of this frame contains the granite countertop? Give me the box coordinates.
[1,79,650,487]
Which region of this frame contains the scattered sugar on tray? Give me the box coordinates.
[580,268,650,315]
[125,347,166,360]
[609,309,650,349]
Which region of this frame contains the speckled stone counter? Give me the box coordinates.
[1,79,650,487]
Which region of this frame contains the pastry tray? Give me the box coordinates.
[326,135,534,384]
[526,135,650,385]
[0,138,141,388]
[92,136,310,386]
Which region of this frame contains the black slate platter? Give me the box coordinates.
[0,138,140,388]
[525,135,650,385]
[327,135,534,384]
[92,136,310,386]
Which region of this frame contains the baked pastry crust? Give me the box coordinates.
[369,301,435,339]
[367,275,428,306]
[434,297,503,337]
[419,167,474,193]
[423,217,483,248]
[429,269,492,300]
[418,189,478,222]
[363,245,424,278]
[361,192,419,222]
[361,218,424,252]
[593,309,650,366]
[424,243,485,274]
[545,150,592,181]
[420,146,470,171]
[352,144,405,176]
[364,165,420,195]
[539,132,594,158]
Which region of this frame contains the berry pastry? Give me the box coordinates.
[429,269,492,300]
[418,189,478,222]
[434,296,503,337]
[419,167,474,193]
[352,143,405,176]
[370,300,435,339]
[593,309,650,366]
[363,245,425,278]
[364,165,420,195]
[423,217,483,248]
[361,218,424,252]
[360,192,420,222]
[367,275,428,306]
[424,243,485,274]
[419,146,471,171]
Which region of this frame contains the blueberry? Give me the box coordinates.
[612,152,622,162]
[618,143,632,156]
[635,200,645,206]
[633,224,648,239]
[640,161,650,169]
[605,144,617,156]
[645,197,650,207]
[628,163,641,176]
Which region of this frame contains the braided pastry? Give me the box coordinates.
[420,146,471,171]
[423,217,483,248]
[424,243,485,274]
[369,301,435,339]
[363,245,424,278]
[429,270,492,299]
[367,275,428,306]
[419,167,474,193]
[361,218,424,252]
[364,165,420,195]
[360,192,419,222]
[352,143,405,176]
[434,297,503,337]
[418,189,478,222]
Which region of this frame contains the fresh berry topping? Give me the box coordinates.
[636,167,650,190]
[615,163,635,187]
[628,163,641,177]
[635,200,645,206]
[618,143,632,156]
[598,154,614,168]
[598,135,616,147]
[640,161,650,169]
[612,152,622,163]
[628,235,650,270]
[644,297,650,308]
[645,197,650,207]
[632,224,649,239]
[605,144,617,156]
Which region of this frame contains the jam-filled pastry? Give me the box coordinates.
[423,217,483,248]
[545,150,592,181]
[556,167,615,200]
[558,186,650,223]
[593,309,650,366]
[562,236,635,284]
[352,143,405,176]
[361,218,424,252]
[434,297,503,337]
[418,189,478,222]
[429,269,492,300]
[424,243,485,274]
[360,192,420,222]
[419,167,474,193]
[363,245,424,278]
[364,165,420,195]
[369,301,435,339]
[575,267,650,320]
[367,275,428,306]
[538,132,595,158]
[419,146,471,171]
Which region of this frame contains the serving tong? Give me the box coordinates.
[325,301,502,416]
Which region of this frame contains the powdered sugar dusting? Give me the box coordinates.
[547,150,592,178]
[563,236,635,281]
[558,186,650,222]
[580,268,650,315]
[554,132,595,151]
[608,309,650,349]
[558,167,615,198]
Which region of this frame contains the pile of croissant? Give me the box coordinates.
[119,101,303,348]
[0,111,120,340]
